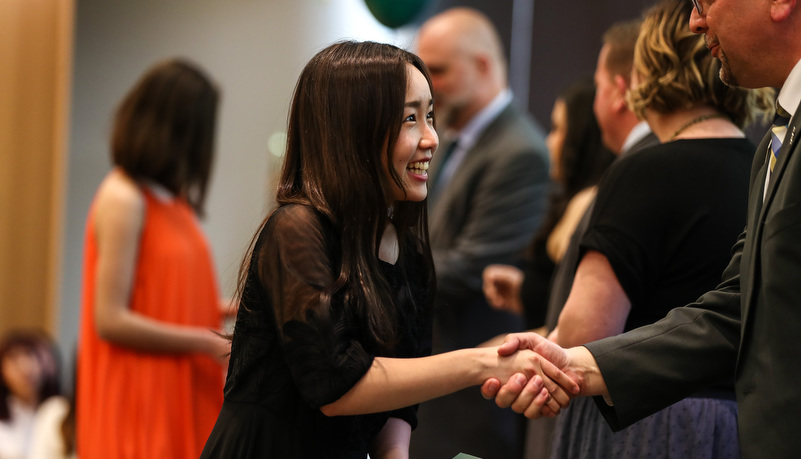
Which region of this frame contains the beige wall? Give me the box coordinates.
[57,0,409,371]
[0,0,73,338]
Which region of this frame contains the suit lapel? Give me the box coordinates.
[458,104,513,171]
[738,132,769,356]
[429,105,513,223]
[429,136,456,187]
[738,103,801,360]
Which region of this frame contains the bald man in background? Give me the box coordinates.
[411,8,550,458]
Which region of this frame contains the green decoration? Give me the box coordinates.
[364,0,431,29]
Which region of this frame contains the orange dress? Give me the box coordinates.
[77,186,224,459]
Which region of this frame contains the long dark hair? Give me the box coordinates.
[111,58,220,215]
[531,78,616,253]
[238,41,436,350]
[0,330,61,421]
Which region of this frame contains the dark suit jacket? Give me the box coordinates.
[411,102,548,459]
[585,100,801,458]
[428,102,550,351]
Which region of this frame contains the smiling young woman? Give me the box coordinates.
[198,40,577,459]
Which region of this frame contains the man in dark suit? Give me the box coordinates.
[483,1,801,457]
[410,7,550,458]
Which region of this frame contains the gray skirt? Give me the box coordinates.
[550,395,739,459]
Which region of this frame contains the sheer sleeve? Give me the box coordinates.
[257,205,374,408]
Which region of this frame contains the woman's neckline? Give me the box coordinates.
[648,109,745,142]
[141,179,176,203]
[378,223,399,265]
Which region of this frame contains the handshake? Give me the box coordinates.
[478,332,607,419]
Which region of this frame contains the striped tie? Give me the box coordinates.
[769,105,791,172]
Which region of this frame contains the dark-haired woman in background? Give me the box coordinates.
[0,330,61,459]
[483,78,616,331]
[77,59,227,459]
[199,40,576,459]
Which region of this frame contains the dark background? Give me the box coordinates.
[398,0,658,127]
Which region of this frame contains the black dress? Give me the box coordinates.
[200,204,433,458]
[551,138,753,458]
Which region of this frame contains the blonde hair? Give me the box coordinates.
[627,0,773,128]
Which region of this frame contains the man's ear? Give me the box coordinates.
[474,53,491,76]
[612,74,629,112]
[771,0,796,22]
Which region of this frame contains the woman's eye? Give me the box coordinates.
[427,110,434,120]
[404,114,416,122]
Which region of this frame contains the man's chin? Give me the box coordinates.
[719,65,739,87]
[717,51,740,87]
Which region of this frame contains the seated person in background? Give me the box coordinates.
[0,330,61,459]
[29,350,76,459]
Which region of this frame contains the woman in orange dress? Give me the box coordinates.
[77,59,226,459]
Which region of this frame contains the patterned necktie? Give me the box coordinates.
[769,104,791,173]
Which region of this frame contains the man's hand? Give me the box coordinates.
[481,333,603,418]
[497,348,578,416]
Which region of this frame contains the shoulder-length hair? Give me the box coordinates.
[628,0,773,128]
[0,330,61,421]
[531,78,615,255]
[241,41,435,350]
[111,58,219,215]
[559,78,617,198]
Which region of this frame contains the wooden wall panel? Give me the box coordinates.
[0,0,73,338]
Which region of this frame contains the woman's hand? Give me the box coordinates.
[202,332,232,363]
[482,264,525,314]
[482,333,604,419]
[487,346,578,416]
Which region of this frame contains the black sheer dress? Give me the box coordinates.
[200,204,433,458]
